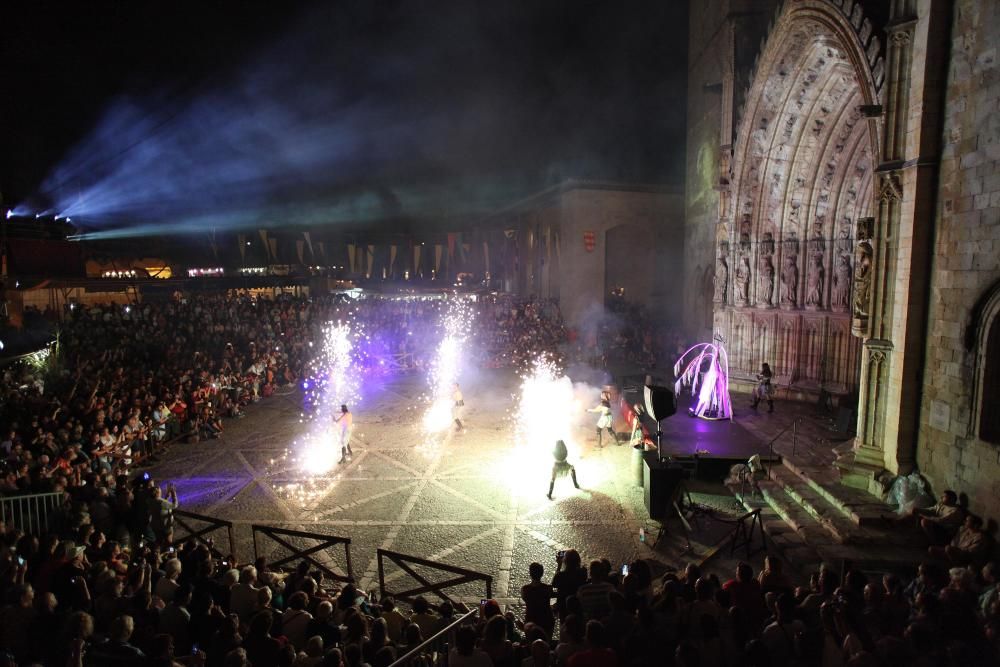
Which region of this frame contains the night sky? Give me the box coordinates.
[1,1,688,229]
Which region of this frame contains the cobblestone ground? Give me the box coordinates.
[147,369,756,604]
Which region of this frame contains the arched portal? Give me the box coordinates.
[714,0,884,395]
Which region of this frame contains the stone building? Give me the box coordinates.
[483,180,684,330]
[684,0,1000,520]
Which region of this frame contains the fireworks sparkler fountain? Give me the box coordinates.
[420,298,473,441]
[673,337,733,421]
[297,322,362,473]
[503,354,606,497]
[264,320,365,510]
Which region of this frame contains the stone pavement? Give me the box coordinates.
[146,370,757,604]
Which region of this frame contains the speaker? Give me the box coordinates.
[643,384,676,422]
[642,452,687,519]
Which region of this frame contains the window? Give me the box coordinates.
[980,314,1000,443]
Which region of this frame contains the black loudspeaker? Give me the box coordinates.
[643,385,676,422]
[642,452,688,520]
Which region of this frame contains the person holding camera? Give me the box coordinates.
[150,482,179,545]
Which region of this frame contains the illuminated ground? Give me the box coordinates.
[146,369,746,603]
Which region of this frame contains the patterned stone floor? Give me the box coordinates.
[146,369,752,603]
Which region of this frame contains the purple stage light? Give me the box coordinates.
[673,340,733,420]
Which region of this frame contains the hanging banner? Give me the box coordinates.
[347,244,356,273]
[583,230,596,252]
[367,245,375,277]
[356,245,366,275]
[238,234,247,263]
[268,238,278,262]
[447,233,456,259]
[389,245,398,273]
[414,244,422,276]
[296,240,305,265]
[434,245,443,273]
[258,229,271,260]
[303,231,314,259]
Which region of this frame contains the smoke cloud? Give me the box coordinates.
[22,1,686,239]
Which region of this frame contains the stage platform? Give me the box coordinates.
[652,405,781,477]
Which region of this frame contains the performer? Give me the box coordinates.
[751,363,774,413]
[548,440,580,499]
[334,404,354,464]
[452,383,466,434]
[588,391,617,446]
[628,403,647,448]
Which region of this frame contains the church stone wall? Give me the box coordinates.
[683,1,780,342]
[683,0,729,341]
[918,0,1000,521]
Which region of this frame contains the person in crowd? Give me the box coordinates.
[521,562,555,637]
[888,489,965,545]
[552,549,588,622]
[928,514,992,565]
[242,611,281,667]
[377,596,408,644]
[409,595,439,640]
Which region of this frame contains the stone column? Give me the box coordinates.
[842,0,952,486]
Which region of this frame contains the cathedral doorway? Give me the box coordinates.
[715,0,883,397]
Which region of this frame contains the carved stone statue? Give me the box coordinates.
[833,256,852,311]
[836,225,853,255]
[758,256,775,307]
[780,255,799,307]
[805,254,824,308]
[735,256,751,305]
[853,242,873,318]
[714,257,729,303]
[760,232,776,256]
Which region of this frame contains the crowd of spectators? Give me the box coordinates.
[0,292,572,496]
[1,291,999,665]
[564,295,685,372]
[2,515,999,666]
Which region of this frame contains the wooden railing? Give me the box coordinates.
[252,525,354,583]
[377,549,492,604]
[173,509,236,560]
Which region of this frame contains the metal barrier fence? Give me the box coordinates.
[252,525,354,583]
[377,548,492,604]
[0,492,64,535]
[388,609,477,667]
[173,509,236,560]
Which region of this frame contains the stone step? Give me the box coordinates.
[727,482,824,573]
[782,459,893,527]
[767,466,858,544]
[757,480,840,546]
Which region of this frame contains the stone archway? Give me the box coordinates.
[713,0,884,395]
